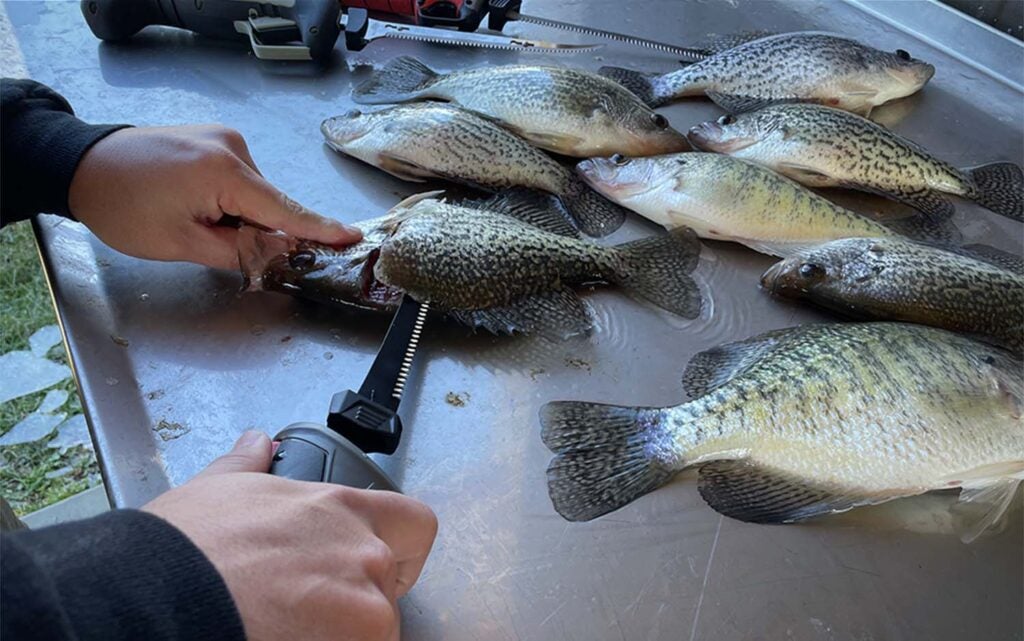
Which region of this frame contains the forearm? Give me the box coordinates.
[0,509,246,641]
[1,78,129,226]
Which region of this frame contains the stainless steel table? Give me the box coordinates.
[7,1,1022,639]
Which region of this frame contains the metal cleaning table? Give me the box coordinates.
[7,1,1023,639]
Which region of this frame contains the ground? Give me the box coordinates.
[0,222,99,515]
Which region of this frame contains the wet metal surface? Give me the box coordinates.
[8,1,1023,639]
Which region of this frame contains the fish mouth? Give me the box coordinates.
[760,260,799,297]
[888,62,935,89]
[576,158,651,199]
[687,122,754,153]
[321,111,371,146]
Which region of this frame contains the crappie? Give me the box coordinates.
[351,56,690,157]
[322,103,628,237]
[240,190,703,337]
[689,104,1024,221]
[761,237,1024,354]
[600,32,934,115]
[577,152,956,257]
[542,322,1024,541]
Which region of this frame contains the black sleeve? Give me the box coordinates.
[0,509,247,641]
[1,78,130,226]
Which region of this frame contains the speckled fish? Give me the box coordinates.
[239,190,703,337]
[688,104,1024,221]
[351,56,691,157]
[761,237,1024,354]
[542,322,1024,541]
[577,152,959,257]
[322,103,629,237]
[599,32,934,115]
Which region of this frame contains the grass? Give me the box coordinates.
[0,221,100,515]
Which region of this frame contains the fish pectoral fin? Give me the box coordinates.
[697,459,903,524]
[682,326,804,398]
[376,153,438,183]
[952,474,1023,544]
[473,188,581,238]
[705,91,797,114]
[449,287,592,340]
[521,131,588,155]
[778,162,836,187]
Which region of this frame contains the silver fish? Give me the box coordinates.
[322,103,629,237]
[688,103,1024,221]
[761,237,1024,354]
[240,190,703,337]
[577,152,958,257]
[542,322,1024,542]
[351,56,691,157]
[599,32,935,115]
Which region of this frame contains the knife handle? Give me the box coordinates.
[270,423,399,491]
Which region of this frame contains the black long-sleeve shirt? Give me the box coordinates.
[1,78,246,641]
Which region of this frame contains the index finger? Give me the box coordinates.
[219,165,363,246]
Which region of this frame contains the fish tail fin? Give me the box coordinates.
[541,401,678,521]
[597,66,666,107]
[352,56,440,104]
[954,476,1023,544]
[965,162,1024,221]
[610,228,703,319]
[881,215,963,248]
[562,175,629,237]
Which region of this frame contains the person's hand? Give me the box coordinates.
[68,125,362,270]
[143,431,437,641]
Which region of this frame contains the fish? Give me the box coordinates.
[541,322,1024,541]
[760,237,1024,354]
[350,56,690,158]
[577,152,960,257]
[598,32,935,115]
[688,103,1024,222]
[239,189,703,338]
[321,103,630,237]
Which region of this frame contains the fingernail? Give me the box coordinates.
[236,430,265,449]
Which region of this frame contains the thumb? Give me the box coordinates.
[219,166,362,246]
[199,430,273,477]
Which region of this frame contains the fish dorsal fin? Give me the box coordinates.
[697,460,900,524]
[694,30,777,54]
[681,327,797,398]
[448,287,592,340]
[846,182,957,222]
[958,244,1024,275]
[473,189,581,238]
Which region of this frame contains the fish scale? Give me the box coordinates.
[599,32,934,114]
[762,237,1024,354]
[688,103,1024,221]
[541,323,1024,534]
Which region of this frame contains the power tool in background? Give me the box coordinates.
[81,0,707,62]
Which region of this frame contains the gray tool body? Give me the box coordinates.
[269,296,428,490]
[80,0,341,61]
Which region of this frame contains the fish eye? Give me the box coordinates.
[344,108,362,118]
[611,153,631,166]
[650,113,669,129]
[798,263,825,279]
[895,49,911,61]
[288,250,317,271]
[718,114,736,126]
